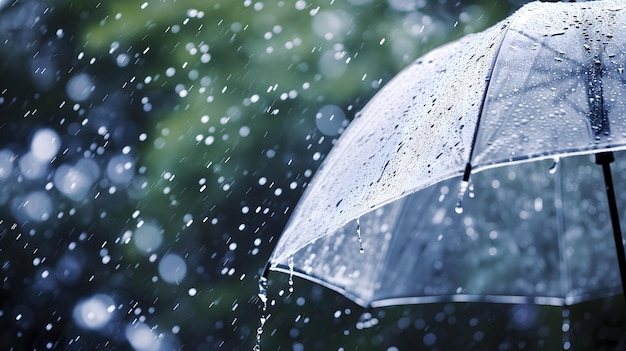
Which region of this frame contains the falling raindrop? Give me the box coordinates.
[548,156,560,174]
[356,217,364,253]
[255,276,270,351]
[258,276,268,311]
[561,306,571,351]
[455,180,469,214]
[355,311,379,330]
[288,256,294,293]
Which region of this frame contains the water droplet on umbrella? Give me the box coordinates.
[288,256,294,293]
[356,217,364,253]
[548,157,560,174]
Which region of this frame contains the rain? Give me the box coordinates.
[0,0,624,351]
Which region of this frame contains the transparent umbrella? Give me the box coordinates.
[264,0,626,308]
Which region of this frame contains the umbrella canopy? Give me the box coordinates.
[266,0,626,308]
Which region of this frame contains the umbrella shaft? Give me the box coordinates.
[596,152,626,301]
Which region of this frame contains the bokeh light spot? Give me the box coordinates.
[315,105,347,136]
[66,73,95,101]
[158,253,187,284]
[72,294,116,330]
[133,223,163,254]
[31,128,60,162]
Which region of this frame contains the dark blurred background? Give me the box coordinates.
[0,0,624,350]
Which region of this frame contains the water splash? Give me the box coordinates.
[288,256,294,293]
[254,276,270,351]
[548,156,560,174]
[356,217,364,253]
[455,180,469,214]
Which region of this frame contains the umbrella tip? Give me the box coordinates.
[595,151,615,165]
[548,157,560,174]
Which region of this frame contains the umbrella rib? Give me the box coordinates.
[463,23,581,171]
[465,23,513,174]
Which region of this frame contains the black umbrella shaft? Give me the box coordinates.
[596,152,626,300]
